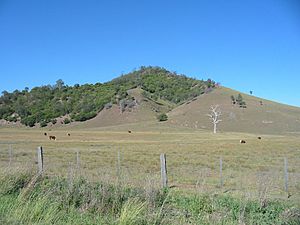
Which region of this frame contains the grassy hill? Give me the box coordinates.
[168,87,300,135]
[69,86,300,135]
[1,66,300,134]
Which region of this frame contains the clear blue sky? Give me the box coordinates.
[0,0,300,106]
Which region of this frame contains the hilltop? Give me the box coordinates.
[0,66,214,127]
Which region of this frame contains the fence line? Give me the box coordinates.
[1,145,299,199]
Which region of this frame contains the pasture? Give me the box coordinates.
[0,126,300,203]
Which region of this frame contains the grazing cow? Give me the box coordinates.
[128,130,132,133]
[44,132,47,136]
[240,140,246,144]
[258,136,262,140]
[67,133,70,136]
[49,135,56,140]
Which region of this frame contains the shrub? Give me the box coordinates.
[236,93,247,107]
[157,113,168,122]
[72,112,97,122]
[7,116,17,122]
[21,116,36,127]
[63,118,71,124]
[40,120,47,127]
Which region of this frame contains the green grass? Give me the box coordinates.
[0,171,299,225]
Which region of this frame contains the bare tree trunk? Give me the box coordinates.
[208,105,222,134]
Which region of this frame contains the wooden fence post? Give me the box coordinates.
[160,153,168,188]
[284,157,288,193]
[220,157,223,188]
[37,146,44,174]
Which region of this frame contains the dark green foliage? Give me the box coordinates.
[157,113,168,122]
[0,66,214,126]
[63,118,71,124]
[7,116,17,122]
[21,115,36,127]
[71,112,97,122]
[111,66,212,104]
[0,172,33,195]
[40,120,48,127]
[233,93,247,108]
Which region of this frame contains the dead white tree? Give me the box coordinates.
[207,105,222,134]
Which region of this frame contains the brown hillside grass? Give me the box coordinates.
[168,87,300,134]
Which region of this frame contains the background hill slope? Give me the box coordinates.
[1,66,300,135]
[167,87,300,134]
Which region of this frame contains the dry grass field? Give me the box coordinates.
[1,125,299,204]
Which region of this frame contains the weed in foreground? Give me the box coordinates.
[0,171,299,225]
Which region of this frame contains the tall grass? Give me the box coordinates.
[0,171,299,224]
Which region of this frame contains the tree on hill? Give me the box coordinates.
[157,113,168,122]
[230,95,236,105]
[236,94,247,108]
[207,105,222,134]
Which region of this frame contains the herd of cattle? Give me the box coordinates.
[44,132,70,141]
[240,136,262,144]
[43,131,261,143]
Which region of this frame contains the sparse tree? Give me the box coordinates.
[236,93,246,108]
[157,113,168,122]
[207,105,222,134]
[230,95,236,105]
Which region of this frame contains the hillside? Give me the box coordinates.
[167,87,300,135]
[74,86,300,135]
[81,88,172,128]
[1,66,300,135]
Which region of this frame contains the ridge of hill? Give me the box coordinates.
[0,66,214,127]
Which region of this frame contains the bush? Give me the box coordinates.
[157,113,168,122]
[63,118,71,124]
[21,116,36,127]
[71,111,97,122]
[7,116,17,122]
[236,93,247,108]
[51,119,57,124]
[40,121,47,127]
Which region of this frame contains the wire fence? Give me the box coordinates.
[0,144,299,200]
